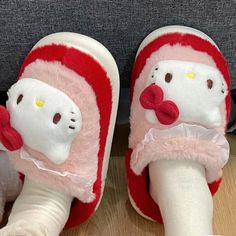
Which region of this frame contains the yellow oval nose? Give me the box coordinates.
[185,73,195,80]
[35,100,45,108]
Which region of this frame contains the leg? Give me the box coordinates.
[149,159,213,236]
[0,177,73,236]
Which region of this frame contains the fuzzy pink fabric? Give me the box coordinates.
[129,44,227,182]
[9,60,100,203]
[130,124,229,183]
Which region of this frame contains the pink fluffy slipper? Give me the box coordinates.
[1,32,119,228]
[126,26,230,223]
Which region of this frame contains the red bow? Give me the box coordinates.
[0,106,23,151]
[139,84,179,125]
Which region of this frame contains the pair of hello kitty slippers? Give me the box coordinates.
[0,25,230,236]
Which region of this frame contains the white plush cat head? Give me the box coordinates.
[145,60,227,128]
[7,78,82,164]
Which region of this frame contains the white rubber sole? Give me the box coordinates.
[137,25,219,57]
[33,32,120,208]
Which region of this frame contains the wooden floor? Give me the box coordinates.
[61,126,236,236]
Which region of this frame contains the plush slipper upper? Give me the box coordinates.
[127,30,231,223]
[129,33,230,174]
[3,43,113,227]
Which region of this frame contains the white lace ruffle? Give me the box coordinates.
[19,148,95,202]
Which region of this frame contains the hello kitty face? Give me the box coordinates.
[144,60,227,128]
[7,78,82,164]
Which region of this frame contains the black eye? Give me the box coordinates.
[53,113,61,124]
[165,73,172,83]
[17,94,23,104]
[207,79,213,89]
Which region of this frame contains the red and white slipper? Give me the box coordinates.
[126,26,230,222]
[1,32,119,228]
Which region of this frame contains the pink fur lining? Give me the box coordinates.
[9,60,100,203]
[131,124,229,183]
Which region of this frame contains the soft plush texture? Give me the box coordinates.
[142,60,227,128]
[126,32,230,223]
[129,42,230,151]
[9,60,100,203]
[6,44,112,228]
[131,123,229,183]
[7,78,82,165]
